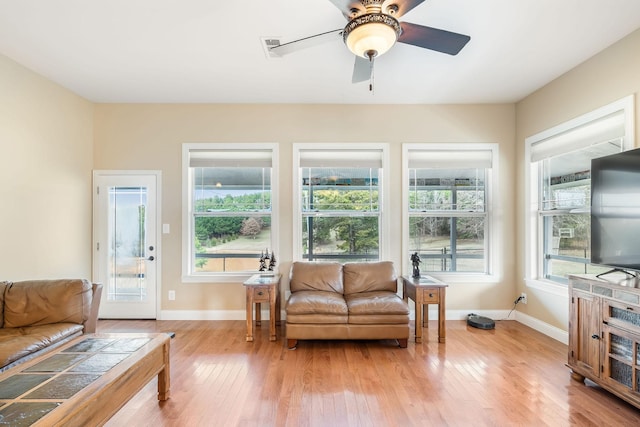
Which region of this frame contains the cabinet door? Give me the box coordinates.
[569,290,601,378]
[601,324,640,407]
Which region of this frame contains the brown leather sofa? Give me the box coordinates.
[285,261,409,349]
[0,279,102,372]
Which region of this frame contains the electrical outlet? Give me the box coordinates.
[168,290,176,301]
[520,292,527,304]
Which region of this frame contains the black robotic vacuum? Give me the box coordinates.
[467,313,495,330]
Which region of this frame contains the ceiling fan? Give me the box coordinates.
[269,0,471,85]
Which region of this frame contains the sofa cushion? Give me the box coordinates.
[0,323,84,369]
[343,262,397,295]
[289,262,343,294]
[4,279,92,328]
[0,281,9,328]
[345,292,409,324]
[285,290,348,324]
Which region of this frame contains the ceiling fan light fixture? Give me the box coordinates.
[343,13,401,58]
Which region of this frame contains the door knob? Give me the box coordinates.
[148,256,155,261]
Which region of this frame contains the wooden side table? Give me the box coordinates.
[402,275,448,343]
[243,274,281,342]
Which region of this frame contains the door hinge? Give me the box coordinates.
[96,242,100,251]
[601,365,604,373]
[96,186,100,195]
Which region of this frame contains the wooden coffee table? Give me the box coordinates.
[0,333,170,426]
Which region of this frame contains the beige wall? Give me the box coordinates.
[4,26,639,328]
[94,104,517,315]
[0,54,94,280]
[515,28,640,330]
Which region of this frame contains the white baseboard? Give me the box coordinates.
[160,309,286,321]
[515,311,568,344]
[440,309,512,321]
[416,308,567,344]
[160,310,246,321]
[159,308,568,345]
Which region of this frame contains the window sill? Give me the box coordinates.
[417,273,501,284]
[525,277,569,297]
[182,272,264,284]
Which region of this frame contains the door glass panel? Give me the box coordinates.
[610,333,633,361]
[610,306,640,328]
[610,358,633,388]
[108,186,148,302]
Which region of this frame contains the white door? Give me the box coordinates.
[93,171,160,319]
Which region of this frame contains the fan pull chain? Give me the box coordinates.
[369,55,375,93]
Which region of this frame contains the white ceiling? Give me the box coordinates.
[1,0,640,104]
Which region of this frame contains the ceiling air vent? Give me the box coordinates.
[261,37,282,59]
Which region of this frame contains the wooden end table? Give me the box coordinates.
[402,275,448,343]
[243,274,281,342]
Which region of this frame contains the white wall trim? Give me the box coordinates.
[515,311,568,344]
[523,95,635,284]
[181,142,279,282]
[291,142,391,261]
[425,309,567,344]
[160,310,248,321]
[160,309,516,322]
[160,309,286,321]
[93,170,162,320]
[401,142,501,281]
[160,308,567,345]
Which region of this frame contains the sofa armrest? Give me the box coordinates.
[84,283,103,334]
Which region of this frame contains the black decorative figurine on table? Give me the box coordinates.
[258,250,268,271]
[411,252,421,278]
[259,249,276,272]
[268,253,276,271]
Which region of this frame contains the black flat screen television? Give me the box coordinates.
[591,147,640,275]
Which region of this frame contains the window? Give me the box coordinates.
[403,144,497,277]
[182,144,278,280]
[293,144,389,262]
[525,96,634,287]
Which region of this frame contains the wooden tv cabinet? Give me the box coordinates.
[568,274,640,409]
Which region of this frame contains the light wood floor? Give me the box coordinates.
[100,319,640,426]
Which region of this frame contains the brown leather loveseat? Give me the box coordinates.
[285,261,409,349]
[0,279,102,372]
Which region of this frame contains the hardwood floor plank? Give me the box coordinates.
[99,319,640,426]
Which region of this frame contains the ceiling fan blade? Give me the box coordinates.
[398,22,470,55]
[269,29,342,56]
[352,55,372,83]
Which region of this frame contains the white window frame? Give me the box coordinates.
[524,95,635,294]
[402,143,500,282]
[182,143,279,282]
[292,143,390,262]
